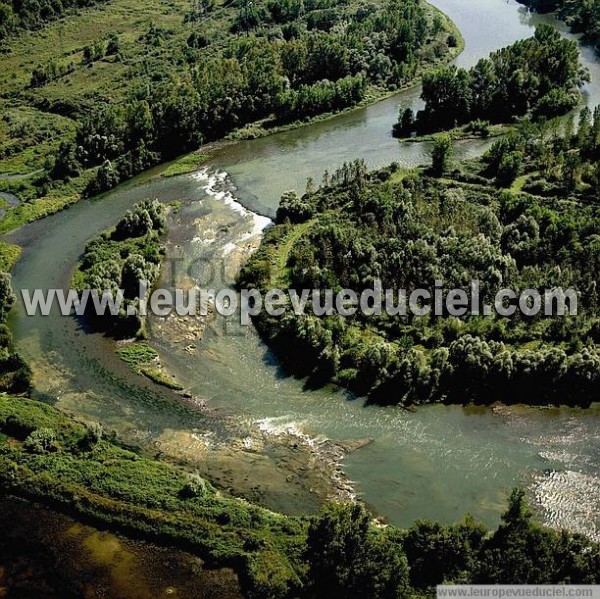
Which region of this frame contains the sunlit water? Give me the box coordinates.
[6,0,600,539]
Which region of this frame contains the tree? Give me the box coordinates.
[121,254,155,299]
[23,428,58,454]
[475,489,558,583]
[417,26,585,131]
[50,141,81,181]
[106,33,121,57]
[420,66,471,130]
[86,160,120,196]
[496,151,523,187]
[83,40,105,64]
[393,107,415,137]
[575,106,592,154]
[304,503,409,599]
[0,273,15,321]
[563,150,581,192]
[404,517,486,588]
[431,134,453,176]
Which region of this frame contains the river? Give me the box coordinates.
[6,0,600,547]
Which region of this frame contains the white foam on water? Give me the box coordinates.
[255,415,357,501]
[256,415,322,448]
[192,168,272,253]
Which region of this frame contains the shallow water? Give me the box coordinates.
[0,498,241,598]
[6,0,600,540]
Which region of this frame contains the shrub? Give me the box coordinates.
[23,428,59,454]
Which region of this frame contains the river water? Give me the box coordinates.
[0,498,241,598]
[6,0,600,543]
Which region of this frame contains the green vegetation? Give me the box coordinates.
[0,0,459,234]
[0,0,111,39]
[239,156,599,407]
[117,342,184,390]
[160,150,211,178]
[0,271,32,394]
[1,395,599,598]
[457,107,600,201]
[4,1,600,594]
[0,395,306,598]
[116,341,159,366]
[431,134,453,176]
[74,199,166,337]
[395,24,588,137]
[0,240,21,271]
[138,366,184,390]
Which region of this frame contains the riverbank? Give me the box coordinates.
[0,0,465,238]
[2,394,600,598]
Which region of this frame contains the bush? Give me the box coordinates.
[432,134,453,176]
[23,428,58,454]
[534,89,578,119]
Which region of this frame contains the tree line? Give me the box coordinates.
[42,0,447,196]
[303,489,600,598]
[239,157,599,407]
[0,0,110,40]
[395,24,588,136]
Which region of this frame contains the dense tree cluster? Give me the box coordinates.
[44,0,449,195]
[0,273,31,394]
[404,25,587,134]
[240,158,599,406]
[304,489,600,598]
[474,104,600,202]
[77,199,166,337]
[0,0,110,40]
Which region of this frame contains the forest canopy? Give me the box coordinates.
[406,24,588,134]
[74,198,166,337]
[239,152,600,407]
